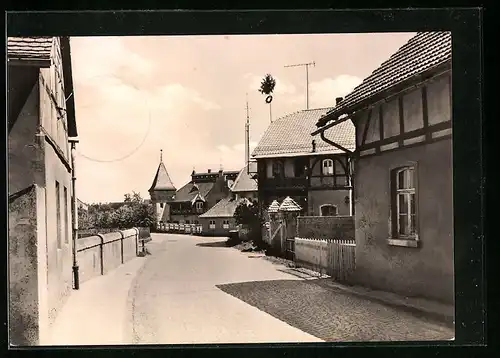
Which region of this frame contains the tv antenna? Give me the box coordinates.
[284,61,316,109]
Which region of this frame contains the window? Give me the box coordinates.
[186,220,190,224]
[160,203,164,208]
[322,159,334,175]
[194,220,199,225]
[195,201,204,211]
[294,158,307,177]
[272,161,284,178]
[320,204,338,217]
[209,220,216,229]
[55,181,61,249]
[222,220,230,229]
[392,166,417,239]
[63,187,69,244]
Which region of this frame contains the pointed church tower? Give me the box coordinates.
[149,150,177,227]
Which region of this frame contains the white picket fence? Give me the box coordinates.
[157,222,203,235]
[294,238,356,282]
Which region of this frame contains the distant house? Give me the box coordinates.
[313,32,453,304]
[252,108,355,218]
[198,163,258,235]
[230,161,258,201]
[77,199,88,212]
[198,196,252,236]
[8,36,77,344]
[168,169,239,225]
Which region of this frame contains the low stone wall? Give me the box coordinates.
[76,228,139,284]
[296,216,355,240]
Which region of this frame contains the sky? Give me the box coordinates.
[70,32,416,204]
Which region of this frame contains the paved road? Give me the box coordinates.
[127,234,322,344]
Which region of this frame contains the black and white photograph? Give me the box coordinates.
[6,10,484,348]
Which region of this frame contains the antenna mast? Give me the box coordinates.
[284,61,316,109]
[245,93,250,167]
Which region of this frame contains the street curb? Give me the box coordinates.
[317,280,455,329]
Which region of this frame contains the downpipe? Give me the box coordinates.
[70,138,80,290]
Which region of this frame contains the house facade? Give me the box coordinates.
[252,108,356,218]
[313,32,453,304]
[8,36,78,344]
[198,163,258,236]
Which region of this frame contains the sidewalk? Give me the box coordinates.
[259,255,454,328]
[44,257,147,346]
[281,266,455,328]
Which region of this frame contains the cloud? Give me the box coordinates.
[309,75,362,108]
[71,37,153,86]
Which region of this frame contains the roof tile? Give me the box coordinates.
[149,162,176,192]
[323,32,451,120]
[279,196,302,212]
[7,37,54,62]
[230,162,258,193]
[252,108,355,158]
[199,197,250,218]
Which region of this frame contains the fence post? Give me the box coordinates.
[96,233,105,275]
[119,230,125,264]
[133,227,139,256]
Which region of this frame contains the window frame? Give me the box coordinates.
[272,160,284,179]
[319,204,338,217]
[389,163,420,247]
[322,159,334,176]
[55,181,62,249]
[195,201,204,211]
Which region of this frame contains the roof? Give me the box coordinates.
[252,108,355,158]
[267,200,280,213]
[149,162,176,192]
[279,197,302,212]
[7,37,53,65]
[317,32,452,127]
[230,162,258,193]
[199,197,251,219]
[173,181,214,202]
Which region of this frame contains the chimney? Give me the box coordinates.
[336,97,343,106]
[312,139,316,153]
[207,169,211,173]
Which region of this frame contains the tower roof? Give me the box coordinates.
[149,161,176,192]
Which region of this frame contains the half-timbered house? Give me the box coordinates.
[252,108,356,218]
[313,31,453,304]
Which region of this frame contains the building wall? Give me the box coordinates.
[353,139,453,303]
[352,72,453,303]
[39,39,74,325]
[308,189,351,216]
[8,81,44,195]
[200,217,237,236]
[8,185,46,345]
[170,214,201,224]
[235,191,258,201]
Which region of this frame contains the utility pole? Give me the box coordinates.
[284,61,316,109]
[245,93,250,167]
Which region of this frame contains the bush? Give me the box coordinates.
[81,192,155,230]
